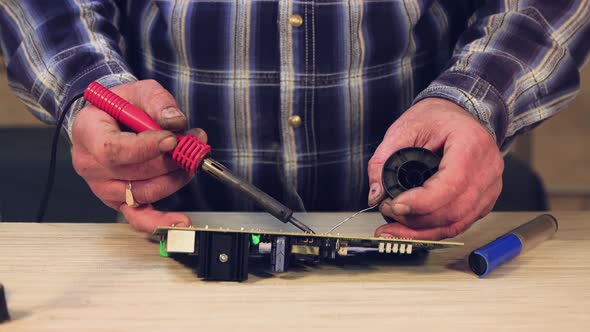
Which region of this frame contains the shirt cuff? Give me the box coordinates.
[61,61,137,141]
[413,71,509,149]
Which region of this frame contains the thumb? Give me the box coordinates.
[113,80,187,131]
[367,128,415,206]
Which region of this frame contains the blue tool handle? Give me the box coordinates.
[469,233,523,277]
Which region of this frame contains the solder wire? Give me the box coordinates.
[327,204,379,234]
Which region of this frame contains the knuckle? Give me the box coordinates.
[147,89,170,106]
[71,153,90,177]
[494,157,505,176]
[124,159,169,179]
[445,223,463,238]
[136,79,160,93]
[447,208,465,225]
[480,204,494,218]
[446,201,473,225]
[143,79,159,87]
[135,141,160,161]
[495,179,504,195]
[105,201,121,210]
[131,162,155,176]
[367,156,378,167]
[138,183,165,203]
[71,107,90,135]
[146,86,172,109]
[455,172,469,189]
[443,180,462,196]
[87,182,110,201]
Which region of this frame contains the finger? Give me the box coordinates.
[117,80,187,131]
[129,170,192,204]
[75,104,178,166]
[89,128,208,179]
[120,204,192,233]
[375,179,500,240]
[186,127,208,144]
[88,169,191,204]
[367,135,415,206]
[107,128,207,180]
[478,179,502,219]
[381,185,483,229]
[76,129,209,181]
[374,206,475,240]
[75,153,180,181]
[388,141,472,216]
[381,174,502,229]
[374,222,455,240]
[110,155,180,181]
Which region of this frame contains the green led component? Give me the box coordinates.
[159,241,169,257]
[251,234,261,246]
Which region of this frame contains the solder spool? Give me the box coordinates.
[381,147,441,200]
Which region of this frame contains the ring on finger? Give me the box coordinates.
[125,181,140,208]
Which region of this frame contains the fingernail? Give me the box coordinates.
[379,233,394,238]
[159,135,177,151]
[391,203,411,216]
[173,222,189,228]
[368,183,382,204]
[162,107,185,119]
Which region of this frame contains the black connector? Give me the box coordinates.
[197,232,250,281]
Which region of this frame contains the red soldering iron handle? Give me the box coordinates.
[83,81,211,175]
[84,81,162,133]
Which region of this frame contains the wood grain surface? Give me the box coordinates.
[0,212,589,331]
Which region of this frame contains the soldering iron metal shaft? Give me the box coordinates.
[201,159,315,234]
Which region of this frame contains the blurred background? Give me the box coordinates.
[0,59,588,222]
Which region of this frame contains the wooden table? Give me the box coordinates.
[0,212,588,331]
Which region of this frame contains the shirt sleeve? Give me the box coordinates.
[0,1,137,137]
[414,1,590,151]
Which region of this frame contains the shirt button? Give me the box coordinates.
[289,14,303,27]
[288,115,302,128]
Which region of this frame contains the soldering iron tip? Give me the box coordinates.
[289,216,315,234]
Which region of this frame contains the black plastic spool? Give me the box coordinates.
[381,147,441,201]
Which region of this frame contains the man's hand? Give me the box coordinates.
[367,98,504,240]
[71,80,207,232]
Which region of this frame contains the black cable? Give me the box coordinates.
[36,94,85,222]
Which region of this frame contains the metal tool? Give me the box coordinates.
[84,82,314,234]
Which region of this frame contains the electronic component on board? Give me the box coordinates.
[155,226,463,282]
[271,236,289,273]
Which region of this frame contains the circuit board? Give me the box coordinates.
[153,224,463,281]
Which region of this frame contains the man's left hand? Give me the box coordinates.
[367,98,504,240]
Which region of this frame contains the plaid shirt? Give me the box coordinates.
[1,0,589,212]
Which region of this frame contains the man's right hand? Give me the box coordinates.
[71,80,207,232]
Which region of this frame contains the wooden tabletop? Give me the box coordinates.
[0,212,589,331]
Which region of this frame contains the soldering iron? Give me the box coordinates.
[83,82,315,234]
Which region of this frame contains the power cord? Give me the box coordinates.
[36,94,84,222]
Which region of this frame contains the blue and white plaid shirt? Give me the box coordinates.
[1,0,589,212]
